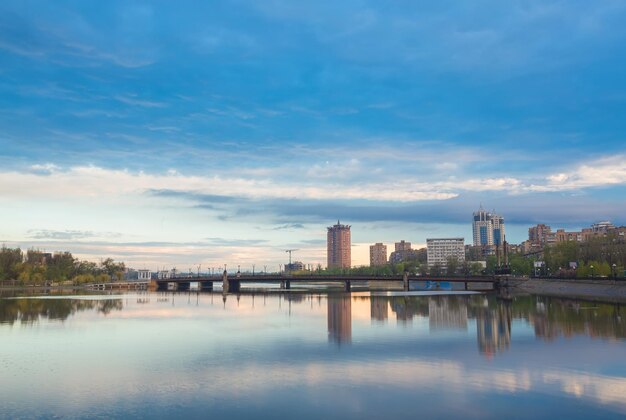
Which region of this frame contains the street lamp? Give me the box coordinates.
[613,263,617,279]
[590,264,594,278]
[253,264,255,276]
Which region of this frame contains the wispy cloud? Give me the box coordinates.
[27,229,121,240]
[114,95,167,108]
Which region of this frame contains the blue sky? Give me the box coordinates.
[1,1,625,269]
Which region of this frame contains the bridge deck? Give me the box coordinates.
[160,275,498,283]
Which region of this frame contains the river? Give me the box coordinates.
[1,291,624,418]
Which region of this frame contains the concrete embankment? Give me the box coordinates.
[507,278,626,303]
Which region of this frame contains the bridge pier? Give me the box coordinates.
[403,272,409,291]
[344,280,351,292]
[222,271,240,293]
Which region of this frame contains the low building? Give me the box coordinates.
[285,261,305,272]
[427,238,465,269]
[138,269,151,281]
[369,243,388,266]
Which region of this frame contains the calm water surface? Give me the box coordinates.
[1,291,625,419]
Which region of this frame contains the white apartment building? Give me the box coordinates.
[427,238,465,269]
[138,269,152,281]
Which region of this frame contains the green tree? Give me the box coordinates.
[0,246,23,281]
[446,257,459,276]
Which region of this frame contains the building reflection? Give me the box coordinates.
[476,299,512,357]
[390,296,429,324]
[370,296,389,323]
[429,297,468,331]
[327,294,352,345]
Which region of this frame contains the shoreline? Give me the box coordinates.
[507,278,626,303]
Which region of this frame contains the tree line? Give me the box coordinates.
[0,246,126,285]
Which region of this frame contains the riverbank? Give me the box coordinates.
[508,278,626,303]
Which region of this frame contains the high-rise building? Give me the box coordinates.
[369,243,387,266]
[426,238,465,269]
[395,240,412,252]
[472,207,505,246]
[327,221,351,269]
[528,224,552,245]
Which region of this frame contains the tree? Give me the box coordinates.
[0,246,23,281]
[446,257,460,276]
[470,262,484,276]
[430,263,443,276]
[101,258,125,280]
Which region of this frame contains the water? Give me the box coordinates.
[1,291,624,419]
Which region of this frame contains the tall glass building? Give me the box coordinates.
[472,207,505,246]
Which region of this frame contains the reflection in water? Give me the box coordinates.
[370,296,388,322]
[476,300,512,357]
[1,291,625,418]
[327,295,351,344]
[428,297,468,331]
[0,292,623,350]
[389,296,429,324]
[0,297,123,324]
[528,297,624,341]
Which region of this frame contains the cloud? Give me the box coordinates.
[0,8,157,68]
[114,95,167,108]
[204,237,269,247]
[27,163,60,176]
[530,155,626,192]
[0,165,458,202]
[27,229,121,240]
[271,223,305,230]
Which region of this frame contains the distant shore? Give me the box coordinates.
[508,278,626,303]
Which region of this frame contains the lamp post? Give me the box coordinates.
[590,264,594,279]
[613,263,617,279]
[264,265,267,275]
[253,264,255,276]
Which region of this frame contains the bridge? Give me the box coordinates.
[150,272,505,293]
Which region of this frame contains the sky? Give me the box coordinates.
[1,0,625,270]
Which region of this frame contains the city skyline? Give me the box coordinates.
[1,1,626,269]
